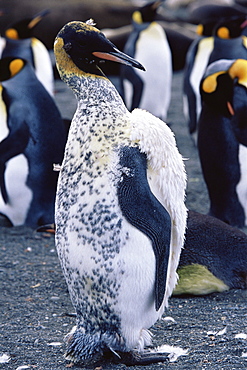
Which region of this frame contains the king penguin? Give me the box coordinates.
[197,58,247,228]
[54,20,187,365]
[120,1,172,120]
[0,10,54,96]
[183,5,247,141]
[0,57,66,227]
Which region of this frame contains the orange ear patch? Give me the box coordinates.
[196,24,203,36]
[202,71,225,93]
[217,27,230,39]
[229,59,247,88]
[5,28,18,39]
[9,59,24,77]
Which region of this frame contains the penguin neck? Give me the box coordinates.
[132,20,155,32]
[66,72,127,114]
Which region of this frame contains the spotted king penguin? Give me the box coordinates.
[0,10,54,95]
[198,58,247,228]
[0,57,66,227]
[54,20,187,365]
[183,5,247,141]
[120,1,172,120]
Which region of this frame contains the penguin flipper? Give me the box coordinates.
[0,119,30,203]
[117,145,171,311]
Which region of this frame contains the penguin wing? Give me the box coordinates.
[117,145,171,311]
[183,38,201,133]
[130,108,187,301]
[0,115,30,202]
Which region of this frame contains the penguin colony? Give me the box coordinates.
[0,12,66,227]
[0,10,54,95]
[54,19,187,365]
[183,3,247,228]
[183,5,247,140]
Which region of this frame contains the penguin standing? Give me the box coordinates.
[197,58,247,227]
[1,10,54,96]
[0,57,66,227]
[183,5,247,140]
[54,20,187,365]
[121,1,172,120]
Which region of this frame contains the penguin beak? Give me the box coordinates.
[92,48,145,71]
[240,19,247,30]
[227,101,235,116]
[151,1,162,10]
[28,9,50,29]
[36,223,56,234]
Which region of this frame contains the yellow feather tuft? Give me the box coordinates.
[173,264,229,295]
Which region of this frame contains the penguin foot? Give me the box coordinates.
[112,350,169,366]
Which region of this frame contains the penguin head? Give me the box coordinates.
[200,59,247,117]
[4,9,49,40]
[214,15,247,39]
[0,57,26,81]
[54,20,145,78]
[200,60,235,117]
[132,1,161,24]
[191,5,247,36]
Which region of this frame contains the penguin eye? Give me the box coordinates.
[63,42,72,53]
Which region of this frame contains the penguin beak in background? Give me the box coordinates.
[93,48,145,71]
[227,101,235,116]
[152,1,162,10]
[36,223,56,234]
[28,9,50,29]
[241,19,247,30]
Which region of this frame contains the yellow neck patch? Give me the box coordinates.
[202,71,225,93]
[229,59,247,88]
[54,37,82,78]
[217,26,230,39]
[132,11,143,24]
[5,28,18,39]
[9,59,24,77]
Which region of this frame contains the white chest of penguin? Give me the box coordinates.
[133,23,172,118]
[0,88,32,225]
[55,97,162,347]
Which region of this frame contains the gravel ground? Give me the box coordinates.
[0,72,247,370]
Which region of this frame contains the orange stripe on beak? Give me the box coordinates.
[227,101,234,116]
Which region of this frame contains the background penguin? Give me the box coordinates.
[120,1,173,120]
[197,58,247,227]
[0,57,66,228]
[54,20,187,366]
[183,4,247,141]
[0,10,54,96]
[174,210,247,296]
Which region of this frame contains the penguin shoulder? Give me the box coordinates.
[130,108,187,223]
[130,108,183,171]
